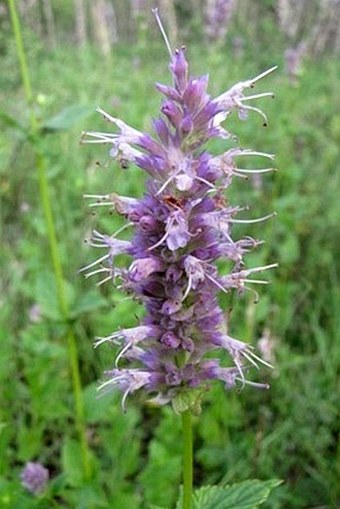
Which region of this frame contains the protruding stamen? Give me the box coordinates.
[234,358,246,387]
[155,171,179,196]
[235,167,277,174]
[205,273,230,295]
[242,351,260,369]
[244,286,260,303]
[241,92,275,101]
[147,228,170,251]
[95,106,117,124]
[115,342,132,367]
[235,99,268,125]
[83,193,111,200]
[236,377,270,389]
[84,267,110,279]
[87,202,114,208]
[78,253,109,273]
[152,8,172,57]
[243,279,269,285]
[195,176,216,188]
[181,273,193,302]
[236,150,275,160]
[241,262,279,275]
[231,212,277,224]
[97,275,114,286]
[248,350,274,369]
[251,66,278,85]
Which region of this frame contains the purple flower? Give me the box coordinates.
[81,10,277,411]
[20,462,49,494]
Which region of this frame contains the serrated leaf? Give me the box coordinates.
[176,480,282,509]
[193,479,281,509]
[42,104,92,131]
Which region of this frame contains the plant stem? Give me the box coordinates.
[182,410,193,509]
[8,0,91,480]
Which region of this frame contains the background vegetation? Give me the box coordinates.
[1,1,339,507]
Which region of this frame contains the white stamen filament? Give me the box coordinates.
[147,215,175,251]
[88,201,114,208]
[78,253,109,273]
[242,351,260,369]
[84,267,110,279]
[251,66,278,85]
[244,286,260,303]
[243,279,269,285]
[83,193,110,200]
[156,167,181,195]
[97,275,114,286]
[240,262,279,275]
[152,8,172,56]
[234,358,246,387]
[240,92,275,101]
[249,350,274,369]
[231,212,277,224]
[236,167,277,174]
[236,377,270,389]
[115,342,132,366]
[181,273,193,302]
[235,150,275,160]
[205,273,230,295]
[121,389,130,412]
[95,106,118,124]
[94,335,115,348]
[80,138,114,145]
[112,222,133,238]
[194,176,216,188]
[235,99,268,124]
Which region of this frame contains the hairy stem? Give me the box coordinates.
[8,0,91,480]
[182,410,193,509]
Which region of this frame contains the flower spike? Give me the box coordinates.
[81,14,277,409]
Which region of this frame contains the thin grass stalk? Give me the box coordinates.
[8,0,91,480]
[182,410,193,509]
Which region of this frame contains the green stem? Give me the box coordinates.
[8,0,91,480]
[182,410,193,509]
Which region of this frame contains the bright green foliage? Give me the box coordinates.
[1,14,340,509]
[176,480,282,509]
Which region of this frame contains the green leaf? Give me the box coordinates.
[61,438,84,487]
[83,383,115,423]
[34,271,75,321]
[17,423,44,460]
[139,440,181,507]
[70,289,107,319]
[42,104,93,131]
[176,480,282,509]
[0,110,26,132]
[63,484,108,508]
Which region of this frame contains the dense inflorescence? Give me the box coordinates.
[81,19,277,411]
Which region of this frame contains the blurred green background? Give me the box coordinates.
[1,0,340,507]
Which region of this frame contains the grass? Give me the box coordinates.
[1,25,340,508]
